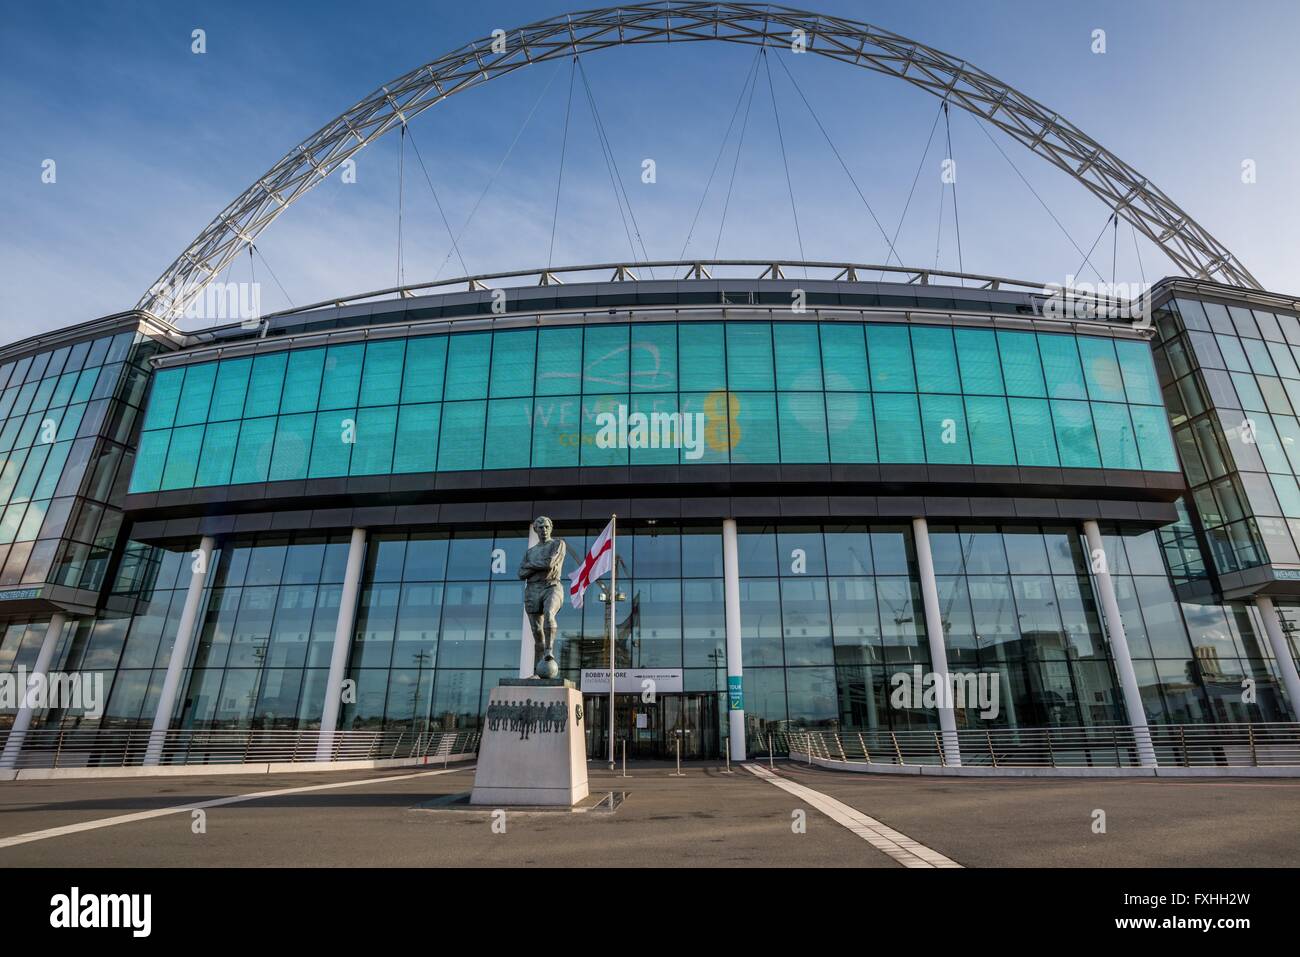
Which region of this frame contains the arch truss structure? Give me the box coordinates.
[138,2,1260,320]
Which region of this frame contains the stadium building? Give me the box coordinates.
[2,4,1298,766]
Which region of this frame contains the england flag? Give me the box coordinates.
[568,517,614,609]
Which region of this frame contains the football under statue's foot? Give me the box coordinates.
[535,655,559,679]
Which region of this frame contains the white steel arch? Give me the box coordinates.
[138,2,1260,319]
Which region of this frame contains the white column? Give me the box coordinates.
[519,524,540,678]
[0,613,68,769]
[722,519,746,761]
[911,517,961,766]
[145,536,215,765]
[1254,596,1300,720]
[317,528,367,761]
[1082,520,1157,767]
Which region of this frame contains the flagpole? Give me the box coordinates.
[608,514,617,770]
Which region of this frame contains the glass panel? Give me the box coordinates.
[1008,398,1058,467]
[230,417,277,484]
[318,344,363,410]
[488,330,537,398]
[209,358,253,421]
[268,414,314,481]
[630,324,676,393]
[244,353,288,419]
[678,324,725,392]
[141,367,184,430]
[819,324,868,391]
[483,398,533,470]
[911,326,959,394]
[393,404,440,473]
[730,392,778,463]
[308,410,355,478]
[349,406,398,475]
[965,395,1016,465]
[437,401,487,470]
[1051,400,1101,469]
[359,340,405,407]
[196,421,239,487]
[1078,338,1127,403]
[874,393,922,463]
[866,326,914,392]
[955,328,1004,395]
[825,392,875,463]
[583,325,630,392]
[280,348,325,414]
[997,331,1046,397]
[919,393,970,464]
[776,393,828,462]
[726,324,774,391]
[773,323,823,391]
[159,425,204,490]
[401,336,447,404]
[1092,403,1141,470]
[173,363,216,426]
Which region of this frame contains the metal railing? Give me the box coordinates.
[771,723,1300,770]
[0,728,480,771]
[253,258,1060,319]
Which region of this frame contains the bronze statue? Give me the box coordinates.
[519,516,566,679]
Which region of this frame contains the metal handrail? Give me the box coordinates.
[768,723,1300,770]
[0,728,480,771]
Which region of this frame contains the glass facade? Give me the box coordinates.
[127,320,1178,494]
[75,525,731,736]
[1156,296,1300,574]
[4,282,1299,758]
[34,518,1288,753]
[0,330,153,592]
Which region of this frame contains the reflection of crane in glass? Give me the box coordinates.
[243,643,267,728]
[411,649,433,729]
[707,649,723,696]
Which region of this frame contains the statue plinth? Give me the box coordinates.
[469,680,589,807]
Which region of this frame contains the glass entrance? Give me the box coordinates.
[584,693,720,759]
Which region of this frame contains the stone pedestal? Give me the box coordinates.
[470,680,589,806]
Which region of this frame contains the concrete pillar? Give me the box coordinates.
[722,519,746,761]
[1254,596,1300,720]
[1082,520,1157,767]
[911,517,961,766]
[317,528,367,761]
[0,613,68,769]
[145,536,215,765]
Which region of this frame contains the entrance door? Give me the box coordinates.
[584,694,720,759]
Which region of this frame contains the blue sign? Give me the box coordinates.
[727,675,743,711]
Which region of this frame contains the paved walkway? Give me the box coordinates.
[0,760,1295,867]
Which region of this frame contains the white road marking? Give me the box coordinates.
[0,765,474,850]
[745,763,962,868]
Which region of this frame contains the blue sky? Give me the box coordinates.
[2,0,1298,336]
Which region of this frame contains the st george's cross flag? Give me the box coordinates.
[568,517,614,609]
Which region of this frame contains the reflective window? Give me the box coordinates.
[129,323,1179,493]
